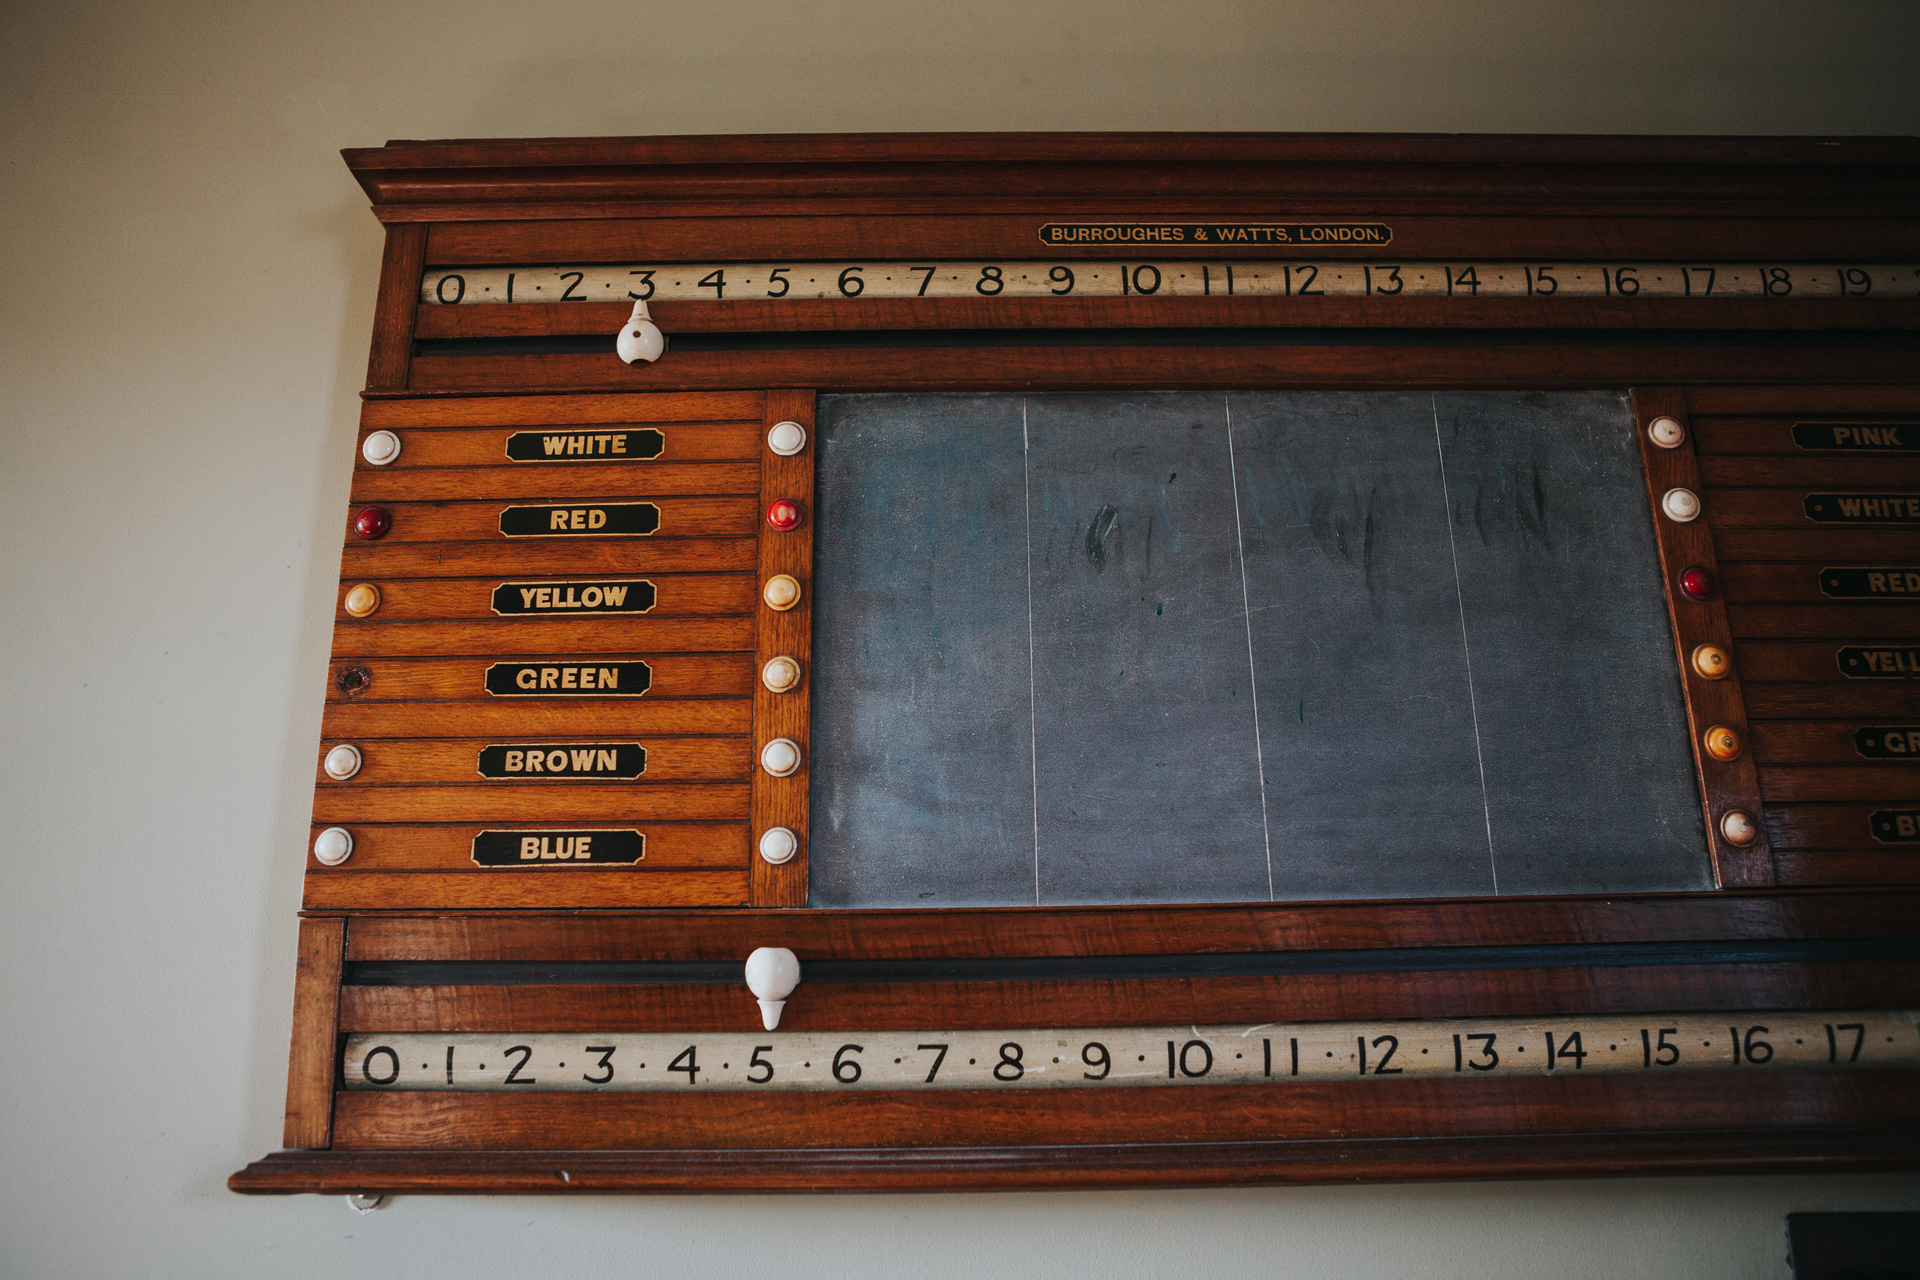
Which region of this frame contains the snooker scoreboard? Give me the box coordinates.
[232,133,1920,1196]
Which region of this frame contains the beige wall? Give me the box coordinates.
[4,1,1918,1274]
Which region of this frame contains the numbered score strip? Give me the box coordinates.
[420,262,1920,305]
[345,1010,1919,1093]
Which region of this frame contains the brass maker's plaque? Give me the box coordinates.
[1805,494,1920,524]
[1820,567,1920,598]
[491,580,657,615]
[500,502,660,537]
[505,429,665,462]
[1794,422,1920,451]
[1038,222,1392,246]
[471,829,646,866]
[478,743,647,779]
[1855,727,1920,758]
[1870,811,1920,843]
[484,661,652,696]
[1838,646,1920,679]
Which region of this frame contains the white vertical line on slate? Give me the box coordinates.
[1224,398,1275,900]
[1431,396,1500,893]
[1022,400,1042,905]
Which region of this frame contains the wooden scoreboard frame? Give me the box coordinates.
[233,133,1920,1195]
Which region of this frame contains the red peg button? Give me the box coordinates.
[1678,566,1715,601]
[766,498,803,532]
[352,506,391,540]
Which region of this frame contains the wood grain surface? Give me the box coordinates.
[323,654,752,702]
[360,390,764,429]
[349,462,760,502]
[750,391,813,908]
[281,919,345,1149]
[354,424,762,468]
[334,574,754,622]
[302,869,750,911]
[304,822,748,872]
[314,737,750,785]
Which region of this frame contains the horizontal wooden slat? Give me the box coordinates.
[1699,456,1920,487]
[302,868,750,911]
[361,391,765,429]
[1693,416,1920,457]
[1765,804,1918,849]
[335,574,754,622]
[339,496,756,543]
[1734,642,1860,681]
[1726,604,1920,639]
[1720,563,1920,604]
[1705,488,1920,528]
[1774,850,1920,886]
[1685,387,1920,416]
[1752,720,1920,765]
[341,538,756,579]
[355,423,763,465]
[315,737,751,785]
[312,783,750,823]
[304,822,747,871]
[322,701,750,739]
[1713,529,1920,560]
[350,462,760,502]
[1758,767,1920,803]
[325,655,751,701]
[1744,684,1920,719]
[330,617,753,658]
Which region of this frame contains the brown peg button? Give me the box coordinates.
[1703,725,1744,762]
[343,583,381,617]
[1691,644,1730,680]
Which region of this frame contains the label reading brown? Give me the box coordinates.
[477,743,646,779]
[1037,222,1392,247]
[1793,422,1919,452]
[471,829,646,866]
[1855,727,1920,759]
[499,503,660,537]
[1870,811,1920,843]
[1820,567,1920,598]
[1805,494,1920,524]
[1837,647,1920,680]
[491,580,657,615]
[504,429,664,462]
[484,662,652,696]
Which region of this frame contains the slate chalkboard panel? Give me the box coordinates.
[810,392,1710,908]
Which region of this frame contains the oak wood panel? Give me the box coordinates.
[314,737,751,785]
[751,390,813,907]
[1720,562,1919,604]
[328,617,752,659]
[1766,804,1916,849]
[366,223,427,391]
[304,822,747,872]
[1632,389,1768,886]
[1726,604,1920,639]
[1758,767,1920,803]
[335,964,1920,1036]
[1714,529,1920,560]
[1735,639,1894,683]
[1705,488,1920,528]
[227,1126,1920,1194]
[335,574,755,621]
[341,891,1920,963]
[1753,721,1920,765]
[303,869,750,911]
[281,918,345,1149]
[339,496,757,543]
[1744,685,1920,719]
[340,538,757,579]
[361,391,764,429]
[328,1071,1920,1152]
[1686,387,1920,416]
[322,701,751,740]
[1700,457,1920,488]
[354,424,762,467]
[349,462,761,502]
[1775,851,1920,886]
[311,783,749,824]
[399,344,1920,397]
[323,655,752,702]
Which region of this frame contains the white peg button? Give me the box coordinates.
[762,655,801,693]
[744,946,801,1030]
[758,827,798,865]
[767,420,807,456]
[312,827,354,865]
[1719,810,1758,846]
[361,430,402,466]
[323,744,363,780]
[763,574,801,611]
[1661,487,1702,523]
[760,738,801,777]
[1647,416,1686,449]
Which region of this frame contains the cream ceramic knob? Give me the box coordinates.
[767,420,807,456]
[1691,644,1731,680]
[1662,487,1702,523]
[763,574,801,611]
[760,738,801,777]
[744,946,801,1030]
[758,826,798,865]
[312,827,353,866]
[1720,810,1758,846]
[323,744,363,780]
[762,655,801,693]
[361,430,402,465]
[1647,417,1686,449]
[343,583,381,617]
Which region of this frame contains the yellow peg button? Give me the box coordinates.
[343,583,381,617]
[1691,644,1731,680]
[763,574,801,611]
[1703,725,1744,762]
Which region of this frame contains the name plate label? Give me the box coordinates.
[505,429,665,462]
[500,503,660,537]
[1038,222,1392,246]
[1820,567,1920,598]
[1856,727,1920,758]
[1871,811,1920,843]
[471,828,646,866]
[1805,494,1920,524]
[478,743,646,779]
[1838,647,1920,679]
[1794,422,1919,452]
[491,580,656,615]
[484,661,651,696]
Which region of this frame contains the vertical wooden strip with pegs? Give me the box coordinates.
[282,917,346,1149]
[751,390,816,906]
[1631,388,1773,887]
